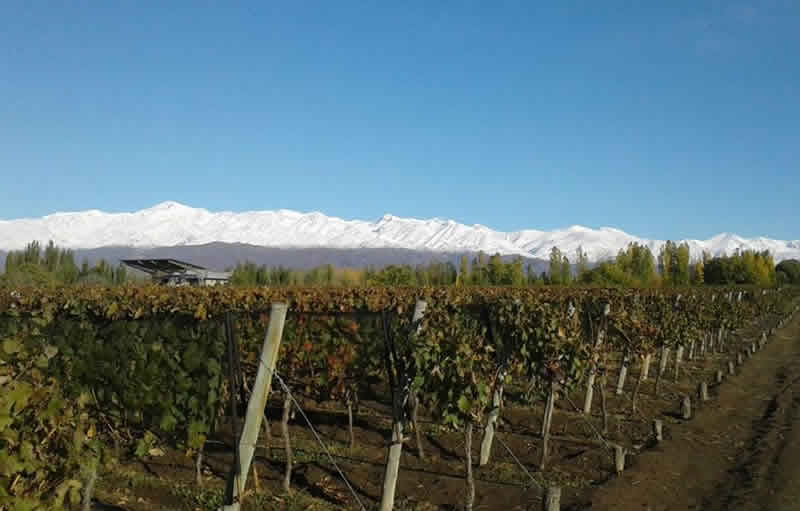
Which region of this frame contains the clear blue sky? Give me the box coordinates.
[1,1,798,240]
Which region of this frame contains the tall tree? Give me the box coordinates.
[487,253,504,285]
[560,253,571,285]
[575,246,589,282]
[509,257,524,286]
[458,256,469,285]
[549,247,563,285]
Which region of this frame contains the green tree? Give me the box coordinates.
[458,256,469,285]
[575,246,589,281]
[487,253,505,285]
[549,247,564,285]
[674,242,691,285]
[777,259,800,285]
[560,253,571,285]
[692,260,704,285]
[509,257,524,286]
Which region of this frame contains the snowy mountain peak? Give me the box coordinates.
[0,203,797,262]
[147,200,193,211]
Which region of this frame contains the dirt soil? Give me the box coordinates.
[577,309,800,511]
[95,306,800,511]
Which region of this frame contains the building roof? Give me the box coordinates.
[120,258,208,275]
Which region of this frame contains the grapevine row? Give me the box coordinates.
[0,285,796,509]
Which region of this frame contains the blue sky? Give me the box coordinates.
[1,1,798,240]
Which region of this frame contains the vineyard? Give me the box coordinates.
[1,285,798,511]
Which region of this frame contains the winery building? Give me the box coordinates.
[121,259,231,286]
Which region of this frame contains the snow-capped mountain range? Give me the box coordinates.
[1,201,798,262]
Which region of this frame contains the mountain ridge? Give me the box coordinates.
[1,201,798,262]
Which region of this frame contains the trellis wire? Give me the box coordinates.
[493,431,544,492]
[270,368,368,511]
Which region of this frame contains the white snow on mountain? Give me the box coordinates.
[1,201,798,262]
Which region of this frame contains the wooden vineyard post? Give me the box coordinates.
[715,370,723,384]
[465,422,475,511]
[221,303,287,511]
[408,301,428,461]
[280,392,293,493]
[584,304,610,414]
[542,485,561,511]
[737,352,744,365]
[540,380,558,470]
[346,389,356,451]
[379,300,426,511]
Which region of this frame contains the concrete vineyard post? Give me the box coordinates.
[615,352,630,395]
[379,300,426,511]
[479,372,505,466]
[82,457,99,511]
[642,353,652,380]
[655,345,670,395]
[653,419,663,443]
[728,360,735,376]
[542,486,561,511]
[222,303,287,511]
[715,370,723,384]
[681,395,692,420]
[632,354,647,413]
[614,444,626,475]
[698,382,709,402]
[660,347,670,376]
[674,344,684,382]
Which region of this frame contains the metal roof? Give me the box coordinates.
[120,258,208,275]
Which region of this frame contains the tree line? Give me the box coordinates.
[3,239,798,288]
[1,241,130,287]
[229,242,787,288]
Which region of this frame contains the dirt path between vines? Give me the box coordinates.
[578,310,800,511]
